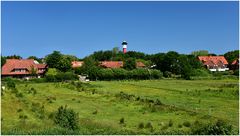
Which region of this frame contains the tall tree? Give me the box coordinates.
[224,50,239,64]
[45,51,62,68]
[123,58,136,70]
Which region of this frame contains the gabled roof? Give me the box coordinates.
[198,56,228,65]
[72,61,84,68]
[2,59,47,75]
[100,61,123,68]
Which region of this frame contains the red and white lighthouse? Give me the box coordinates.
[122,41,127,54]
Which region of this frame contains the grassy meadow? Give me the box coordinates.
[1,79,239,134]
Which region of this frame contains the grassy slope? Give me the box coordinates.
[1,79,239,134]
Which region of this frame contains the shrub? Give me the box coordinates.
[92,110,98,115]
[183,121,191,127]
[191,119,233,135]
[7,80,16,89]
[150,69,163,79]
[233,70,239,76]
[168,120,173,127]
[138,122,144,129]
[112,68,128,80]
[145,122,153,129]
[17,109,23,112]
[190,69,211,77]
[98,69,114,80]
[163,71,172,78]
[178,124,182,128]
[53,105,79,130]
[119,117,124,124]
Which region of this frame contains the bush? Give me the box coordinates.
[119,117,124,124]
[233,70,239,76]
[190,69,211,77]
[191,119,234,135]
[98,69,114,80]
[112,68,128,80]
[46,71,78,82]
[145,122,153,129]
[130,68,150,80]
[6,80,16,89]
[53,105,79,130]
[138,122,144,129]
[168,120,173,127]
[183,121,191,127]
[163,71,172,78]
[150,69,163,79]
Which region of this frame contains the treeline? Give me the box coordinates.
[1,49,239,80]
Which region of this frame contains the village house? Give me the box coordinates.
[71,61,146,69]
[230,58,239,70]
[1,59,48,79]
[198,56,229,72]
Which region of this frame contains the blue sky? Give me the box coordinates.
[1,1,239,58]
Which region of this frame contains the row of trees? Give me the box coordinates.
[1,49,239,80]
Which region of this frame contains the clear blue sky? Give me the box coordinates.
[1,1,239,58]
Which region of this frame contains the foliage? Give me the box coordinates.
[45,51,72,72]
[123,58,136,70]
[183,121,191,127]
[233,70,239,76]
[53,105,79,130]
[1,56,6,67]
[97,69,114,80]
[6,79,16,89]
[45,51,62,68]
[163,71,172,78]
[30,65,38,77]
[119,117,124,124]
[112,68,128,80]
[6,55,22,59]
[27,56,43,63]
[46,69,78,82]
[76,56,99,80]
[224,50,239,64]
[190,69,211,77]
[191,119,234,135]
[191,50,209,56]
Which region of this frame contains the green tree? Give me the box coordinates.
[178,55,192,80]
[45,51,62,69]
[6,55,22,59]
[30,65,37,77]
[224,50,239,64]
[28,56,43,63]
[1,56,6,67]
[191,50,209,56]
[57,57,72,72]
[79,56,99,80]
[123,58,136,70]
[54,105,79,130]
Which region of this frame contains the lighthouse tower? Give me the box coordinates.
[122,41,127,54]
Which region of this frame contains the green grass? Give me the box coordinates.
[1,79,239,134]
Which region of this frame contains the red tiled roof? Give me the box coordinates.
[136,62,145,67]
[100,61,146,68]
[71,61,84,68]
[232,58,239,65]
[198,56,228,65]
[2,59,47,76]
[100,61,123,68]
